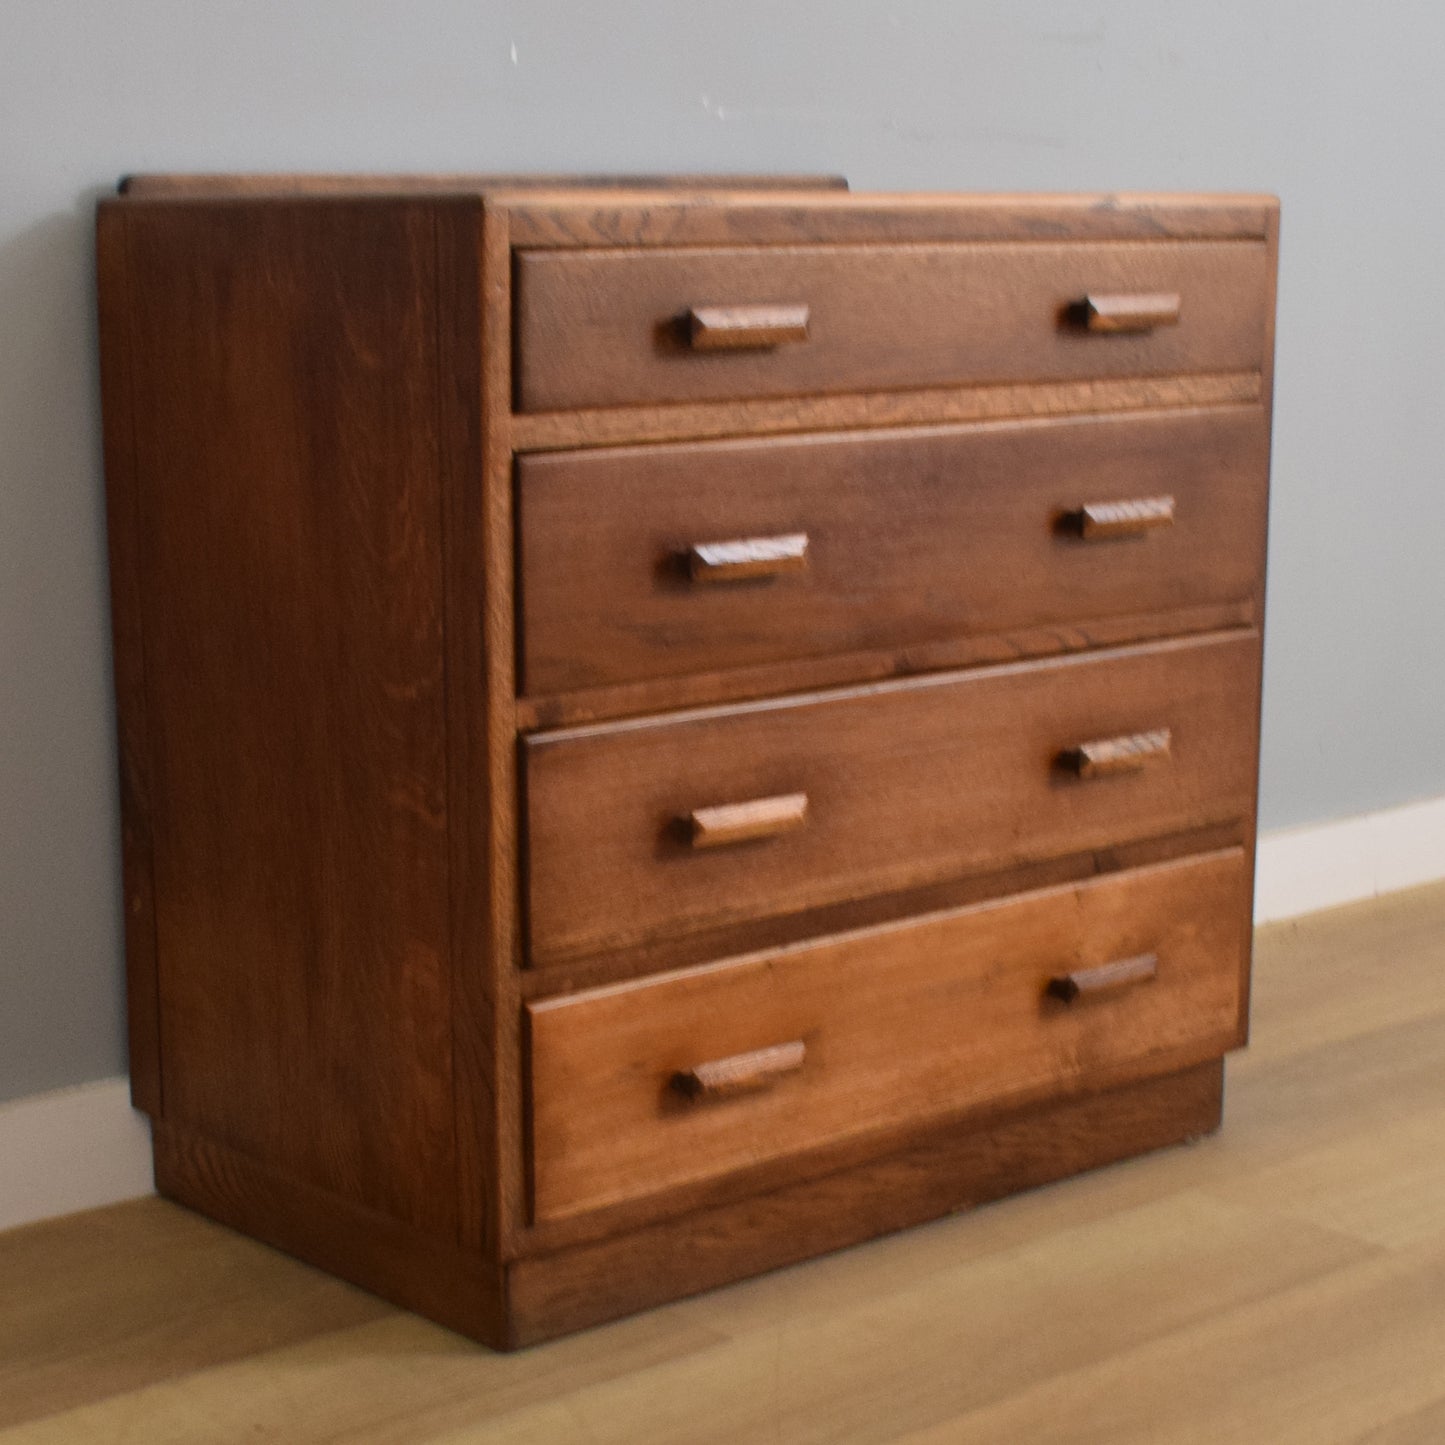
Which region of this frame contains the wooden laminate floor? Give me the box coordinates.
[4,882,1445,1443]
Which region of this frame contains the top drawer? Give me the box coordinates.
[513,240,1271,413]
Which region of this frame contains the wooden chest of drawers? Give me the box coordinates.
[97,175,1277,1348]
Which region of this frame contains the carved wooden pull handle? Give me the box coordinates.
[1070,495,1176,540]
[688,303,811,351]
[1047,953,1159,1003]
[688,792,808,849]
[1077,292,1182,333]
[1060,728,1172,779]
[688,533,809,584]
[672,1040,807,1101]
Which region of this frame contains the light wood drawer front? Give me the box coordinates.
[518,408,1269,695]
[523,632,1258,964]
[513,240,1270,412]
[528,848,1248,1220]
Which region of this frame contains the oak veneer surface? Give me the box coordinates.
[95,205,162,1116]
[4,885,1442,1442]
[514,239,1270,410]
[508,371,1263,457]
[518,405,1269,694]
[114,201,457,1231]
[524,631,1259,963]
[97,178,1276,1349]
[528,850,1248,1221]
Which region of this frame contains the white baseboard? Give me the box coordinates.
[1254,793,1445,924]
[0,1077,152,1232]
[2,795,1442,1233]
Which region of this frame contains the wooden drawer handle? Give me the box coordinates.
[688,303,811,351]
[688,792,808,849]
[1047,953,1159,1003]
[1070,495,1176,540]
[1060,727,1172,779]
[672,1040,807,1101]
[1077,292,1182,333]
[688,532,809,584]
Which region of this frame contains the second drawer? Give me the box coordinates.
[518,407,1270,695]
[523,631,1259,964]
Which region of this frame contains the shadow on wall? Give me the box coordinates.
[0,191,111,483]
[0,185,131,1101]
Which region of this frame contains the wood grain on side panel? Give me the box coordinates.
[154,1123,505,1346]
[122,201,456,1232]
[435,197,499,1256]
[478,202,531,1259]
[96,204,163,1116]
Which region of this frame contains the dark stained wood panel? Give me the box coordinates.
[153,1123,505,1345]
[121,201,457,1233]
[514,239,1270,411]
[434,197,499,1258]
[518,406,1270,695]
[524,632,1260,964]
[96,205,163,1115]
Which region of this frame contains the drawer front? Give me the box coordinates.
[528,848,1249,1220]
[524,632,1259,964]
[518,408,1269,695]
[513,240,1270,412]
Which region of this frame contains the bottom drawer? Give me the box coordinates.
[527,849,1249,1222]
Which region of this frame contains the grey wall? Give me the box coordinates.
[3,1,1443,1104]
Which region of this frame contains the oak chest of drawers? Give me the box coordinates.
[97,174,1278,1347]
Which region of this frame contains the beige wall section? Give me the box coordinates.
[2,0,1444,1102]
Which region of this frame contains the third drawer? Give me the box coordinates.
[523,630,1259,964]
[518,407,1270,695]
